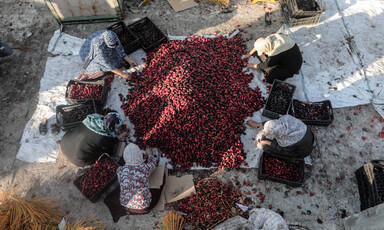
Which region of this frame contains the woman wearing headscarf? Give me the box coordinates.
[245,33,302,84]
[59,112,129,167]
[246,115,314,158]
[117,143,160,214]
[78,30,138,81]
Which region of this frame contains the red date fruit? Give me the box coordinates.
[104,74,114,91]
[121,35,265,170]
[70,84,103,100]
[293,101,330,121]
[265,82,294,114]
[262,155,300,182]
[79,157,117,196]
[170,179,252,229]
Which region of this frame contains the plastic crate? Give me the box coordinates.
[56,100,99,132]
[73,154,118,203]
[107,21,141,55]
[290,99,334,126]
[287,0,324,18]
[262,79,296,119]
[127,17,168,52]
[282,3,323,27]
[355,160,384,211]
[65,79,108,106]
[258,151,305,187]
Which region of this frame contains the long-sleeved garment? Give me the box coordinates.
[117,156,157,210]
[60,123,118,167]
[257,44,303,84]
[262,128,314,158]
[79,30,127,73]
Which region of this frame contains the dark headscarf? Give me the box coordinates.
[82,112,123,138]
[103,113,121,132]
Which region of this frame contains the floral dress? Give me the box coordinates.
[117,156,156,209]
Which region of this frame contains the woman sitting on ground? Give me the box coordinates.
[247,115,314,158]
[117,143,161,214]
[78,30,138,81]
[245,33,302,84]
[59,112,129,167]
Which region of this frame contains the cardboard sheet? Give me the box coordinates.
[152,169,168,211]
[113,141,126,157]
[167,0,198,12]
[149,166,165,189]
[164,175,195,203]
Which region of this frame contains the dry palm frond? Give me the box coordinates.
[251,0,276,5]
[159,211,185,230]
[139,0,150,7]
[65,215,104,230]
[201,0,230,7]
[12,46,32,51]
[0,190,62,230]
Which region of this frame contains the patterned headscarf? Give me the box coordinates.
[123,143,145,165]
[104,30,118,48]
[79,30,127,73]
[82,112,123,138]
[263,115,307,147]
[254,34,295,56]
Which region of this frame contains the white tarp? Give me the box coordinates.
[17,0,384,164]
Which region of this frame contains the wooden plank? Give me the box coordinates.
[50,0,117,19]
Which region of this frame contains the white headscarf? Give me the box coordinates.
[254,34,295,56]
[123,143,145,165]
[263,115,307,147]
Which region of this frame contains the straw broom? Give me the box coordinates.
[159,211,185,230]
[201,0,230,7]
[0,191,62,230]
[64,215,104,230]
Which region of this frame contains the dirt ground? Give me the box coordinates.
[0,0,382,229]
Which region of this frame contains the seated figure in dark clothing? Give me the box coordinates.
[245,34,303,84]
[59,112,129,167]
[246,115,314,158]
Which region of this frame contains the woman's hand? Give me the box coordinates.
[124,56,138,67]
[121,130,130,137]
[121,73,131,81]
[145,147,153,157]
[117,129,130,141]
[257,139,271,146]
[244,53,252,59]
[245,48,257,60]
[246,120,262,128]
[128,59,138,67]
[247,63,258,69]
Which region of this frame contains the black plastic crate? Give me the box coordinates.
[107,21,141,55]
[287,0,324,18]
[258,151,305,187]
[65,79,108,106]
[290,99,334,126]
[127,17,168,52]
[281,2,323,27]
[56,100,99,132]
[262,79,296,119]
[355,160,384,211]
[73,154,118,203]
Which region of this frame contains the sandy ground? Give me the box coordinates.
[0,0,383,229]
